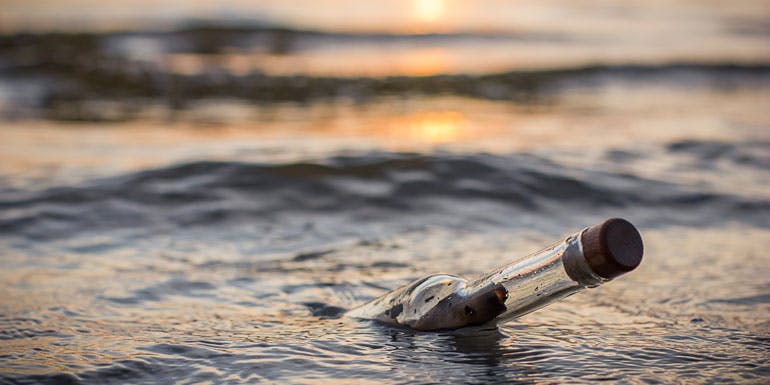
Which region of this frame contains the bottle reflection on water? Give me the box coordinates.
[347,218,644,331]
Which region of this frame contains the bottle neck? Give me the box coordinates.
[562,229,608,288]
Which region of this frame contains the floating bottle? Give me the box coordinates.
[347,218,643,331]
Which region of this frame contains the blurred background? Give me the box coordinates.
[1,1,769,384]
[1,0,768,186]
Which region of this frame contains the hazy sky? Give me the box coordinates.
[2,0,767,33]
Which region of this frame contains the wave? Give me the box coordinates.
[4,61,767,121]
[2,31,770,121]
[1,146,768,240]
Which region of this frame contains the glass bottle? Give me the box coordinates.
[347,218,644,330]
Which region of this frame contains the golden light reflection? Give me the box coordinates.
[165,48,455,77]
[4,90,767,192]
[405,111,465,144]
[413,0,446,23]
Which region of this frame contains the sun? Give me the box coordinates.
[413,0,446,23]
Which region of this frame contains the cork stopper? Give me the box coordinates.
[580,218,643,279]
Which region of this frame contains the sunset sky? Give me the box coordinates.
[2,0,765,33]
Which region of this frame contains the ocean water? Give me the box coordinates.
[2,1,770,384]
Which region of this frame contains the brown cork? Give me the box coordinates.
[580,218,643,279]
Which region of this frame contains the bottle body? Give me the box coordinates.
[345,273,508,330]
[347,218,642,331]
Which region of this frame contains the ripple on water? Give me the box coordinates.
[1,142,769,384]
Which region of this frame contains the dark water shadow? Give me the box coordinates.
[360,321,549,384]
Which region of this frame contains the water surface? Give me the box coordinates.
[1,2,770,384]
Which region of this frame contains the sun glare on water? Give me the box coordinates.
[404,111,466,144]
